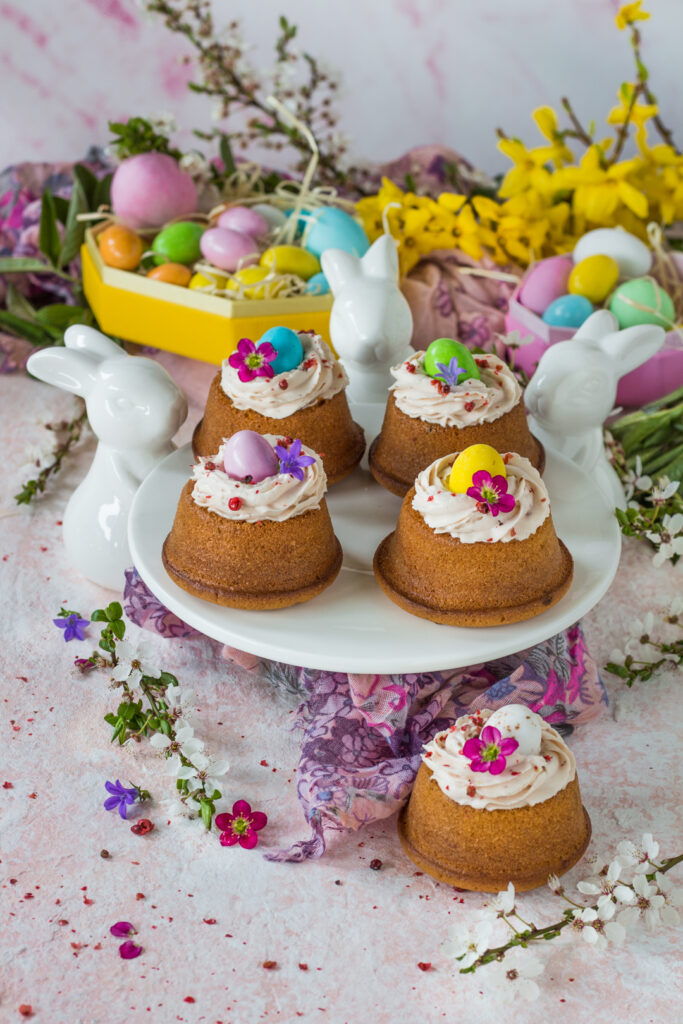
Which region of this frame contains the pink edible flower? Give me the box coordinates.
[110,921,135,938]
[462,725,518,775]
[119,940,143,959]
[228,338,277,382]
[215,800,267,850]
[466,470,515,516]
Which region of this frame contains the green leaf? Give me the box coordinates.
[110,618,126,640]
[0,309,59,345]
[53,195,70,224]
[0,256,75,280]
[36,304,90,329]
[95,172,113,211]
[199,798,214,830]
[219,134,236,177]
[605,662,630,678]
[210,789,222,801]
[99,637,114,654]
[91,608,108,622]
[159,718,172,736]
[159,671,178,687]
[104,713,118,726]
[5,283,40,324]
[39,188,62,267]
[59,176,89,268]
[106,601,123,621]
[73,163,99,207]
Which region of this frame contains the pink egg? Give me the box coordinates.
[223,431,279,483]
[111,153,197,230]
[200,227,258,272]
[519,256,573,315]
[217,205,269,238]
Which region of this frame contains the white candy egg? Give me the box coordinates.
[572,227,651,279]
[250,203,288,230]
[486,705,542,756]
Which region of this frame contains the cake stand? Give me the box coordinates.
[128,404,621,673]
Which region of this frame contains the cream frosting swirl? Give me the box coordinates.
[422,709,575,811]
[390,351,521,427]
[220,332,348,419]
[191,434,326,523]
[412,452,549,543]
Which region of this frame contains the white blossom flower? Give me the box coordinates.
[629,612,655,639]
[484,947,544,1003]
[654,872,683,926]
[617,833,660,873]
[441,918,493,969]
[622,456,653,500]
[547,873,563,894]
[150,724,204,761]
[648,476,680,506]
[577,859,634,917]
[668,595,683,618]
[111,639,160,687]
[647,513,683,567]
[164,687,197,723]
[571,905,626,948]
[489,882,516,915]
[179,151,211,180]
[148,111,177,136]
[617,874,666,932]
[177,751,230,795]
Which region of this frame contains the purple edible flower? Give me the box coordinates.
[462,724,519,775]
[466,469,516,516]
[228,337,277,382]
[275,438,316,481]
[434,357,470,388]
[104,780,138,820]
[53,613,89,642]
[110,921,136,938]
[119,940,143,960]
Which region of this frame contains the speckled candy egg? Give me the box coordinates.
[222,430,279,483]
[573,227,651,279]
[97,224,143,270]
[258,326,304,374]
[260,245,321,281]
[111,153,197,231]
[217,205,269,238]
[152,222,205,265]
[542,294,594,328]
[486,705,542,757]
[305,272,330,295]
[200,227,258,272]
[519,256,573,314]
[568,254,619,304]
[302,207,369,259]
[146,262,192,286]
[609,277,675,329]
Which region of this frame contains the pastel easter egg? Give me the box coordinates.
[189,270,227,290]
[217,205,269,238]
[302,206,369,259]
[200,227,258,272]
[541,294,594,328]
[486,705,542,757]
[146,262,192,286]
[111,153,198,230]
[305,271,330,295]
[222,430,279,483]
[97,224,143,270]
[258,326,304,374]
[423,338,480,384]
[448,444,506,494]
[260,245,321,280]
[573,227,651,279]
[519,256,572,314]
[609,278,675,329]
[251,203,288,230]
[152,221,205,265]
[225,266,274,300]
[568,254,619,304]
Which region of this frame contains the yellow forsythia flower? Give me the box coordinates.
[615,1,650,30]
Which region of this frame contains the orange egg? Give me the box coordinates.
[98,224,143,270]
[146,263,192,287]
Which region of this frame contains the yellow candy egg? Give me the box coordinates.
[225,265,274,300]
[260,245,321,281]
[189,270,227,291]
[146,262,192,287]
[568,254,619,305]
[448,444,506,494]
[97,224,143,271]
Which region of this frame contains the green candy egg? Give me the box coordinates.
[152,221,205,265]
[423,338,481,384]
[609,277,675,330]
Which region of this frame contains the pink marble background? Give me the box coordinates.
[1,0,682,174]
[1,355,681,1023]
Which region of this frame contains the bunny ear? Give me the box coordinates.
[321,249,360,295]
[596,324,665,376]
[573,309,618,342]
[64,324,126,361]
[360,234,399,282]
[27,346,100,397]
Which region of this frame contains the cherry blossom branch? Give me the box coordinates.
[15,406,88,505]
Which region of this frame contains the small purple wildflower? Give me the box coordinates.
[275,438,316,481]
[467,470,516,516]
[434,357,471,388]
[110,922,136,938]
[462,725,519,775]
[228,338,277,382]
[53,613,89,642]
[104,780,138,820]
[119,940,143,960]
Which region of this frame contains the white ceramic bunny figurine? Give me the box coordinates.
[524,310,665,509]
[322,233,413,404]
[27,325,188,589]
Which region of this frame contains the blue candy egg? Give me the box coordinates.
[302,207,369,259]
[305,272,330,296]
[542,293,594,328]
[259,325,304,374]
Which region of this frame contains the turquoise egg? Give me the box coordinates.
[259,326,304,374]
[305,272,330,296]
[303,207,369,259]
[542,294,594,328]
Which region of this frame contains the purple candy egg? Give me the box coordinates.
[200,227,258,272]
[217,206,269,238]
[223,431,279,483]
[519,256,573,315]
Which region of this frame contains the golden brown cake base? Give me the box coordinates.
[163,481,342,609]
[369,393,545,497]
[373,488,573,626]
[398,764,591,892]
[193,374,365,485]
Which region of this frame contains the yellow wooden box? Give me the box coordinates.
[81,225,332,365]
